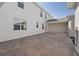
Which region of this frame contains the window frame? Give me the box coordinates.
[45,14,47,19]
[21,21,27,30]
[14,22,20,30]
[36,22,39,28]
[18,2,24,9]
[40,11,43,18]
[42,23,44,29]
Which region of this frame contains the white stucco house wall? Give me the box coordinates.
[0,2,53,42]
[68,15,75,38]
[75,5,79,55]
[67,2,79,55]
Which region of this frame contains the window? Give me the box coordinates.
[13,17,27,30]
[18,2,24,9]
[14,23,20,30]
[45,14,47,19]
[36,22,38,28]
[42,23,44,29]
[40,11,42,17]
[21,21,27,30]
[14,21,27,30]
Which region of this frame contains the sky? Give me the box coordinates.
[37,2,75,19]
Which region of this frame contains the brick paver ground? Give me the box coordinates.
[0,32,75,56]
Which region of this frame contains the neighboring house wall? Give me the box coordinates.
[0,2,53,42]
[68,15,75,37]
[75,5,79,55]
[47,22,68,33]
